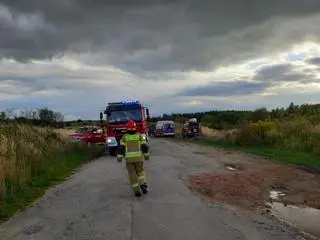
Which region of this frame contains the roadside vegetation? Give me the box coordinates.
[152,102,320,169]
[0,109,105,221]
[159,103,320,231]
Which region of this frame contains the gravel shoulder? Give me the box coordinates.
[0,138,308,240]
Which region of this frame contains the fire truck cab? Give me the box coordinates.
[100,100,150,156]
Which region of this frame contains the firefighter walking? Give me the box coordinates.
[117,120,150,197]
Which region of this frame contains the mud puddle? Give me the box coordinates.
[226,166,236,171]
[188,163,320,238]
[267,202,320,239]
[269,190,286,200]
[223,163,241,171]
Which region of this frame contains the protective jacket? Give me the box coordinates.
[117,133,149,163]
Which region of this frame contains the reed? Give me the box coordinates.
[0,123,104,219]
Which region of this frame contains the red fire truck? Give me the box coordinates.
[100,100,150,156]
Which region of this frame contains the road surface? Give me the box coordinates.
[0,138,301,240]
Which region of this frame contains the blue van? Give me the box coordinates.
[155,120,176,137]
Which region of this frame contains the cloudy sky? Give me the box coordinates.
[0,0,319,120]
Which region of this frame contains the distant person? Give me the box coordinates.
[117,120,150,197]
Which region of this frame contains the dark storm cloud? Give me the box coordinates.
[177,81,269,97]
[0,75,84,95]
[306,57,320,65]
[254,64,293,79]
[253,63,310,82]
[0,0,320,72]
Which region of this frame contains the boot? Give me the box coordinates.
[140,184,148,194]
[134,191,142,197]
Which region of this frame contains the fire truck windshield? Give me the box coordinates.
[107,109,142,123]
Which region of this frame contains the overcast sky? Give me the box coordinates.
[0,0,319,119]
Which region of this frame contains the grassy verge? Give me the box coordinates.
[0,123,105,221]
[175,136,320,170]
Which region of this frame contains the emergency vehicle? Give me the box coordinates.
[100,100,150,156]
[154,120,176,137]
[181,118,202,139]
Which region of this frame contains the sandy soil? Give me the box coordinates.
[181,137,320,239]
[177,126,319,209]
[188,163,320,212]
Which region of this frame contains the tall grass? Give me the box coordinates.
[182,117,320,169]
[233,117,320,154]
[0,123,104,220]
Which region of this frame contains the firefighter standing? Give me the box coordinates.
[117,120,150,197]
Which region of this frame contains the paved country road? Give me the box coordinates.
[0,138,302,240]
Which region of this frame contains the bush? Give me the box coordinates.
[233,117,320,154]
[276,118,320,153]
[0,123,104,219]
[235,120,279,146]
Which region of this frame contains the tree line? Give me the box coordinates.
[3,102,320,130]
[0,108,104,128]
[0,108,65,127]
[149,102,320,130]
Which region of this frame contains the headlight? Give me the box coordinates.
[141,134,146,140]
[107,138,112,143]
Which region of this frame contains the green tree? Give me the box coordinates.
[54,112,64,122]
[0,111,6,120]
[249,108,269,122]
[37,107,64,125]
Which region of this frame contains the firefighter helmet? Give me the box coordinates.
[127,120,137,131]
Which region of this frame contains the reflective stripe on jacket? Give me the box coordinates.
[119,133,146,163]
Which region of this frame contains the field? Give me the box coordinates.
[0,123,104,220]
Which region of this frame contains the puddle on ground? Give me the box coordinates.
[269,190,286,200]
[224,163,240,171]
[226,166,236,171]
[267,202,320,238]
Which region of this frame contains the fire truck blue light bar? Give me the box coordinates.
[122,100,140,105]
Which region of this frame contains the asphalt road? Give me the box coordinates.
[0,138,300,240]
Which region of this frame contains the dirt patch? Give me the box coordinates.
[188,164,320,212]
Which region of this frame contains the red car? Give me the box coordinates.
[69,126,106,146]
